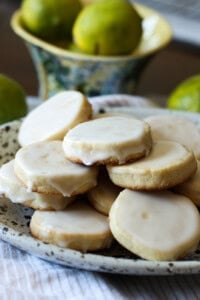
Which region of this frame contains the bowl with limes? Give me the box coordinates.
[11,0,172,100]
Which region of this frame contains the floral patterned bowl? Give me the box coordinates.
[11,3,172,100]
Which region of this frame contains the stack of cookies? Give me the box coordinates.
[0,91,200,261]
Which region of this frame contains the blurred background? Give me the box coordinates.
[0,0,200,105]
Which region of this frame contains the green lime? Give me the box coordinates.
[21,0,82,40]
[167,75,200,112]
[0,74,27,124]
[73,0,142,55]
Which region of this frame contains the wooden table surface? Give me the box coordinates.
[1,0,200,106]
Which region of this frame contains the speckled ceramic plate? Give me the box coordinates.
[0,96,200,275]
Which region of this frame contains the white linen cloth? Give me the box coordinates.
[0,239,199,300]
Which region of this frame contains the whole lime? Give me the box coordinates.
[0,74,27,124]
[21,0,82,39]
[167,75,200,112]
[73,0,142,55]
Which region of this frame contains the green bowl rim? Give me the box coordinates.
[11,3,173,62]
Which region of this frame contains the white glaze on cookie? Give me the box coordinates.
[63,117,152,165]
[18,91,92,146]
[110,189,200,261]
[14,141,97,196]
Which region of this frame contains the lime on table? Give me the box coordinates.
[167,75,200,112]
[0,74,27,125]
[21,0,82,39]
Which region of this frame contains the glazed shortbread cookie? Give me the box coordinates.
[18,91,92,146]
[0,160,75,210]
[174,161,200,207]
[87,169,121,215]
[63,116,152,166]
[145,115,200,159]
[30,201,113,251]
[110,189,200,261]
[14,141,98,196]
[107,141,197,190]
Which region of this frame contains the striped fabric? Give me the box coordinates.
[0,240,199,300]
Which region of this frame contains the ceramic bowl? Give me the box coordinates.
[11,3,172,100]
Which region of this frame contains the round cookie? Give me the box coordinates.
[145,115,200,159]
[110,189,200,261]
[174,161,200,207]
[30,201,113,251]
[87,169,121,215]
[63,116,152,166]
[14,141,98,196]
[18,91,92,146]
[107,141,197,190]
[0,160,75,210]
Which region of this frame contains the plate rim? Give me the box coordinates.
[0,211,200,275]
